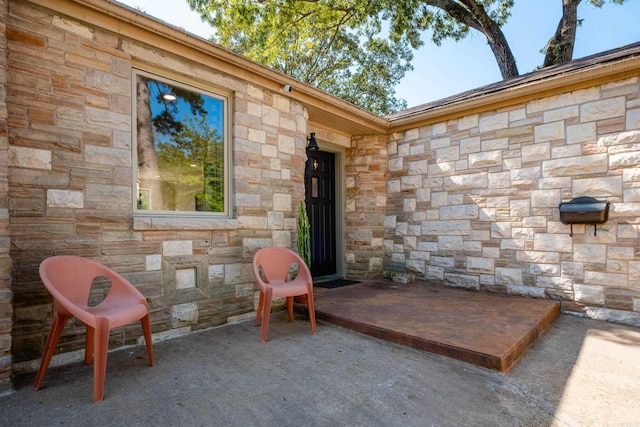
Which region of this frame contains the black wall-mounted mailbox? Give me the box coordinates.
[559,196,610,236]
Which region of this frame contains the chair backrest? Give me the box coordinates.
[253,247,309,283]
[39,255,142,309]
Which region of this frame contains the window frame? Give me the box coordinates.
[132,68,232,220]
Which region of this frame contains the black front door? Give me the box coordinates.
[305,150,337,277]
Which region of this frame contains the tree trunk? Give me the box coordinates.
[482,17,519,79]
[136,76,164,210]
[543,0,581,67]
[447,0,519,79]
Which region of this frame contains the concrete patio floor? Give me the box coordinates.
[311,280,560,373]
[1,303,639,426]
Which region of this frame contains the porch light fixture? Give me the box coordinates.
[307,133,319,151]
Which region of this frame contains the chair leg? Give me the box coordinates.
[255,291,264,326]
[141,314,154,366]
[286,296,294,322]
[34,311,69,391]
[260,288,273,342]
[307,291,317,335]
[92,319,110,403]
[85,325,95,365]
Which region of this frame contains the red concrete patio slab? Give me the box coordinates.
[311,280,560,373]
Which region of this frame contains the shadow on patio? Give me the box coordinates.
[3,280,639,426]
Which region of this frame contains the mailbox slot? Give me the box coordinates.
[559,196,610,236]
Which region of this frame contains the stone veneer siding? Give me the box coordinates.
[345,135,388,278]
[385,78,640,325]
[7,1,307,371]
[0,0,12,394]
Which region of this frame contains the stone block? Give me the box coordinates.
[530,263,559,276]
[534,121,565,143]
[544,105,578,122]
[389,157,403,172]
[521,143,550,161]
[277,134,296,155]
[479,112,508,132]
[580,96,625,122]
[534,233,572,253]
[430,136,450,149]
[584,307,640,327]
[146,254,162,271]
[406,259,425,274]
[460,136,480,154]
[561,261,584,279]
[573,176,622,198]
[506,284,546,298]
[542,153,608,177]
[436,146,459,162]
[163,241,193,256]
[610,150,640,168]
[426,266,444,280]
[531,189,561,208]
[443,172,487,191]
[272,230,291,247]
[439,204,479,220]
[584,271,627,287]
[171,302,198,328]
[409,144,425,155]
[431,256,454,268]
[481,137,509,151]
[517,251,560,264]
[617,224,638,239]
[468,150,502,168]
[467,257,495,274]
[421,220,470,236]
[400,175,422,190]
[573,243,606,263]
[598,129,640,147]
[408,160,427,175]
[46,189,83,208]
[527,87,599,113]
[458,114,478,130]
[535,275,573,290]
[437,235,463,251]
[566,122,596,144]
[444,273,479,290]
[9,146,51,169]
[495,267,523,286]
[627,107,640,129]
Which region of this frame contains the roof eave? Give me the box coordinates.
[387,51,640,133]
[30,0,388,136]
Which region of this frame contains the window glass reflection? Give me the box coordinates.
[135,73,226,214]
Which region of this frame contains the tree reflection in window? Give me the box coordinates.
[136,74,225,213]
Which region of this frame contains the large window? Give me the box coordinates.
[134,70,229,216]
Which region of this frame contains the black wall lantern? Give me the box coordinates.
[307,132,319,152]
[559,196,610,236]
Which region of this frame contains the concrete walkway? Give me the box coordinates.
[1,312,639,426]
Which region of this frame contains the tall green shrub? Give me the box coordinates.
[297,201,311,267]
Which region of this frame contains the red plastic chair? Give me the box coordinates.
[34,256,154,403]
[253,247,317,342]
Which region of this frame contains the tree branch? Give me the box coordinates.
[543,0,581,67]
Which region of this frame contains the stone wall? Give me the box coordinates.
[385,77,640,324]
[7,1,308,371]
[0,0,12,394]
[345,135,388,278]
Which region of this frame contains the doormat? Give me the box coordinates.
[315,279,360,289]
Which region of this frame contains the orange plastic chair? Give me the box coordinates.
[34,255,154,403]
[253,247,317,342]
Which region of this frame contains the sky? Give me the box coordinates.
[117,0,640,109]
